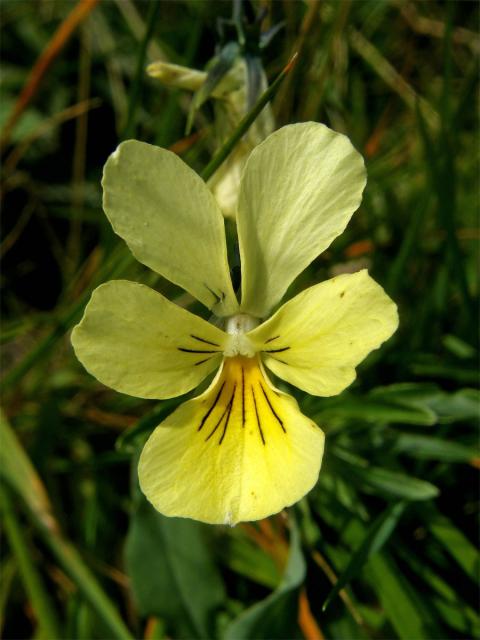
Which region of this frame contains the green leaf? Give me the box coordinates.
[317,395,437,426]
[426,388,480,423]
[0,487,61,639]
[426,510,480,583]
[323,502,406,611]
[397,545,480,636]
[392,433,477,462]
[442,334,477,359]
[410,362,478,385]
[370,384,480,424]
[125,497,225,639]
[0,411,132,640]
[224,519,305,640]
[369,382,441,403]
[0,408,55,526]
[0,556,16,631]
[332,448,440,501]
[217,529,282,589]
[367,552,436,640]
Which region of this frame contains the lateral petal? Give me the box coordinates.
[247,270,398,396]
[237,122,366,317]
[138,355,324,525]
[71,280,226,399]
[102,140,238,316]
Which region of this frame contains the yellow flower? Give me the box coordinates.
[71,122,398,526]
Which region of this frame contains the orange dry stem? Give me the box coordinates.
[1,0,99,148]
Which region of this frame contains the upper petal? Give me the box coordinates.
[247,270,398,396]
[71,280,227,399]
[237,122,366,318]
[138,355,324,525]
[102,140,238,316]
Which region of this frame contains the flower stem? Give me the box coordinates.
[121,0,161,140]
[201,53,298,183]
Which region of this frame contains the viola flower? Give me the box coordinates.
[71,123,398,526]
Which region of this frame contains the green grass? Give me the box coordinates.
[1,1,478,638]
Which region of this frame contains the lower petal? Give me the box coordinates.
[138,356,325,525]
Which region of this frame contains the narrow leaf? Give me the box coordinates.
[392,433,477,463]
[0,487,61,638]
[367,553,434,640]
[201,53,297,182]
[323,502,406,611]
[0,411,132,640]
[333,448,440,501]
[426,510,480,583]
[125,497,225,639]
[224,519,305,640]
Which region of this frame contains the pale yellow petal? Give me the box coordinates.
[71,280,226,399]
[102,140,238,316]
[138,355,324,525]
[247,270,398,396]
[237,122,366,317]
[146,61,207,91]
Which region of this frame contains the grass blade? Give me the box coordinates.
[0,486,61,638]
[200,53,298,182]
[121,0,161,140]
[426,509,480,582]
[0,411,132,640]
[367,552,433,640]
[0,0,100,148]
[322,502,406,611]
[332,448,440,501]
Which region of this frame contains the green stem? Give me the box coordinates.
[122,0,161,140]
[0,486,61,639]
[200,53,298,183]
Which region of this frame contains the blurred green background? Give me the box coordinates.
[1,1,479,639]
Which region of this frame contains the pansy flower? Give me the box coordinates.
[72,122,398,526]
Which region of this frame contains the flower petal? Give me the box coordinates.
[71,280,227,399]
[237,122,366,317]
[248,270,398,396]
[138,355,324,525]
[102,140,238,316]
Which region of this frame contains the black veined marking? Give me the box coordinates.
[194,357,213,366]
[241,368,245,427]
[264,346,291,354]
[218,385,236,445]
[197,381,225,431]
[190,334,220,347]
[251,386,265,445]
[178,347,220,354]
[204,284,225,305]
[259,381,286,433]
[205,385,236,443]
[265,335,280,344]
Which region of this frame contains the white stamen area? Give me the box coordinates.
[224,314,259,358]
